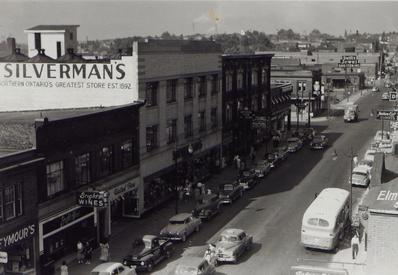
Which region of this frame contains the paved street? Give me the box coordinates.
[58,86,389,275]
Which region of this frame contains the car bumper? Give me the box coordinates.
[219,197,232,204]
[159,234,184,240]
[311,145,324,150]
[217,255,237,262]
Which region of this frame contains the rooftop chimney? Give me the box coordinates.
[7,37,16,55]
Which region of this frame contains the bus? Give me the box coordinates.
[301,188,350,251]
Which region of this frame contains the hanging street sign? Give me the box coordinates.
[77,191,109,207]
[389,92,397,101]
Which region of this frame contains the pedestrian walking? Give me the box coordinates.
[100,240,110,262]
[60,261,68,275]
[76,241,84,264]
[84,241,93,264]
[351,232,360,260]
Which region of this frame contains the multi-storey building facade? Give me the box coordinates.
[221,54,292,162]
[136,40,223,212]
[0,150,43,275]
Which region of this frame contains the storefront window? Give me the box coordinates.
[46,161,65,197]
[75,153,91,186]
[99,146,113,177]
[121,140,134,168]
[5,242,35,273]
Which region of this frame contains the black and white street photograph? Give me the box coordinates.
[1,0,398,274]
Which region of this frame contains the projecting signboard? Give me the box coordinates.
[376,110,398,120]
[77,191,109,207]
[389,92,397,101]
[338,55,360,68]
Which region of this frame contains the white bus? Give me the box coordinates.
[301,188,350,250]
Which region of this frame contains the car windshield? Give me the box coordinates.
[307,218,329,227]
[220,235,239,242]
[143,240,152,249]
[92,272,110,275]
[223,184,234,191]
[358,161,372,167]
[169,220,185,225]
[354,172,367,177]
[176,265,198,274]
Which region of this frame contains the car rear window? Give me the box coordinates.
[307,218,329,227]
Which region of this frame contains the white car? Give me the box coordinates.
[253,161,272,178]
[91,262,136,275]
[374,130,390,142]
[364,149,377,162]
[351,166,371,187]
[356,159,373,174]
[160,213,202,242]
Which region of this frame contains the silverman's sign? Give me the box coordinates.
[376,110,398,120]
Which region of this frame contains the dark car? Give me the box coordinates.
[265,152,280,168]
[218,182,244,204]
[194,193,222,220]
[276,145,289,161]
[123,235,172,272]
[238,169,258,190]
[310,135,328,150]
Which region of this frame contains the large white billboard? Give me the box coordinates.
[0,56,138,111]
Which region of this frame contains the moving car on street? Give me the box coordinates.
[214,228,253,264]
[173,256,215,275]
[160,213,201,242]
[301,188,350,251]
[218,182,244,204]
[122,235,172,272]
[253,160,271,178]
[92,262,137,275]
[287,137,303,152]
[194,193,222,220]
[310,135,328,150]
[343,104,359,122]
[350,166,371,187]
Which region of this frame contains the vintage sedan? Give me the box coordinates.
[237,170,258,190]
[351,166,371,187]
[160,213,201,242]
[310,135,328,150]
[287,137,303,153]
[218,182,244,204]
[214,228,253,264]
[276,145,289,160]
[173,256,215,275]
[265,152,280,168]
[194,193,222,220]
[92,262,136,275]
[253,161,271,178]
[356,159,373,174]
[122,235,172,272]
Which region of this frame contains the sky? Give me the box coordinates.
[1,0,398,43]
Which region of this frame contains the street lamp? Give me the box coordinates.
[332,147,358,221]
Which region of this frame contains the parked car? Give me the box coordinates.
[374,130,390,141]
[276,145,289,160]
[356,159,373,174]
[310,135,328,150]
[382,92,390,100]
[372,86,379,92]
[264,152,281,168]
[194,193,222,220]
[122,235,172,272]
[160,213,201,242]
[238,170,258,190]
[303,127,316,141]
[92,262,136,275]
[253,160,272,178]
[364,149,378,162]
[287,137,303,152]
[351,166,371,187]
[214,228,253,264]
[218,182,244,204]
[173,256,215,275]
[378,139,393,154]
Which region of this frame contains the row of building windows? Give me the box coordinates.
[0,183,23,223]
[225,95,268,123]
[46,139,136,197]
[225,68,269,92]
[146,108,218,152]
[146,75,219,107]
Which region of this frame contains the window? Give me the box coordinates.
[198,111,206,132]
[121,140,134,168]
[261,94,267,109]
[145,82,158,107]
[198,76,207,98]
[251,70,258,86]
[226,104,232,123]
[237,73,243,89]
[211,75,218,94]
[69,32,73,40]
[184,115,193,138]
[75,153,91,186]
[46,161,64,196]
[211,108,218,128]
[34,33,41,50]
[0,183,23,222]
[166,79,177,103]
[184,78,193,99]
[226,73,233,92]
[99,146,113,177]
[262,68,268,86]
[146,125,158,152]
[167,119,177,144]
